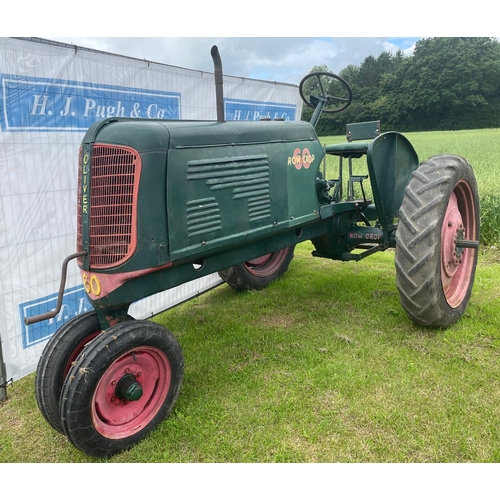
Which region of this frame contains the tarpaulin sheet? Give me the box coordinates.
[0,37,302,381]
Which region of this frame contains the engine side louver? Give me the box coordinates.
[186,154,271,238]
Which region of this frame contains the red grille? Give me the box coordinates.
[83,144,141,268]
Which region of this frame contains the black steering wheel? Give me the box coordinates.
[299,71,352,114]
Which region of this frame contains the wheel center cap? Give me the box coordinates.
[455,228,465,259]
[115,373,143,401]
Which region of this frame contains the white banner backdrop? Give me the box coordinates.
[0,37,303,382]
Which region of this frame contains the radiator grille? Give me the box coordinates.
[81,144,141,268]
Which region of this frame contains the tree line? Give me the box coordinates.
[301,37,500,135]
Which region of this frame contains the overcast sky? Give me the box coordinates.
[14,0,497,86]
[43,37,419,84]
[43,37,419,85]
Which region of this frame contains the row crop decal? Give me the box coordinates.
[288,148,315,169]
[0,74,181,132]
[349,231,383,241]
[224,98,296,121]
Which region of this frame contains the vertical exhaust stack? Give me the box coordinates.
[211,45,225,123]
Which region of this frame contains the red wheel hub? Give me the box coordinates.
[243,248,289,277]
[440,182,477,308]
[92,347,171,439]
[63,330,101,379]
[246,254,272,267]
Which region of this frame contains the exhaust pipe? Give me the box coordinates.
[211,45,225,123]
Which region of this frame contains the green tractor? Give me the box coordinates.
[27,46,479,457]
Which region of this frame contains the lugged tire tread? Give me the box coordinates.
[34,311,102,434]
[59,320,184,457]
[395,154,479,328]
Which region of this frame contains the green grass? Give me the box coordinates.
[1,244,500,463]
[2,128,500,463]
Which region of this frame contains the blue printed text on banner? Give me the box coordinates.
[224,98,296,121]
[19,285,94,348]
[1,75,181,132]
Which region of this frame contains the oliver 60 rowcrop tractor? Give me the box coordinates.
[26,46,480,457]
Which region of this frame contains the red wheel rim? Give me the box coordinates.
[440,181,477,308]
[63,330,101,379]
[243,248,289,277]
[92,347,171,439]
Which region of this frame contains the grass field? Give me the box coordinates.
[1,129,499,463]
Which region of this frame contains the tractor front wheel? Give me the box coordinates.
[35,311,103,434]
[59,320,184,457]
[395,154,479,328]
[218,245,295,290]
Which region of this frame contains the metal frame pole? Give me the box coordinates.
[0,333,7,402]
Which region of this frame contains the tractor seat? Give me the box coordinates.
[322,120,381,203]
[325,141,371,158]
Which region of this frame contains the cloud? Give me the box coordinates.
[43,37,420,85]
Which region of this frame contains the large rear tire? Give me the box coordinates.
[60,320,183,457]
[395,155,479,328]
[219,245,295,291]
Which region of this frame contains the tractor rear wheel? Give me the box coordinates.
[59,320,183,457]
[395,154,479,328]
[35,311,103,434]
[218,245,295,290]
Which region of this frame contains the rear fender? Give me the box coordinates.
[367,131,419,227]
